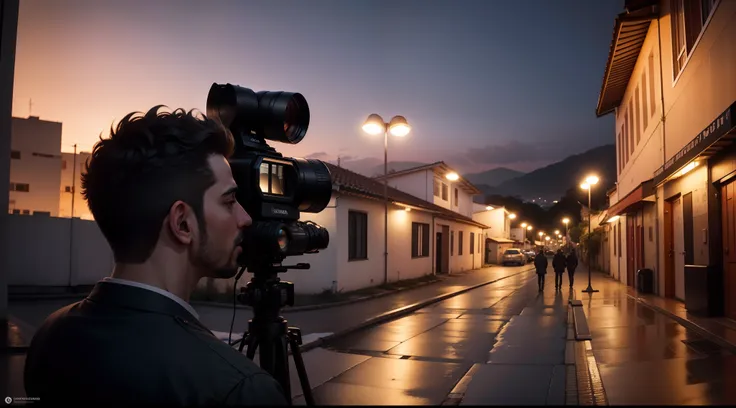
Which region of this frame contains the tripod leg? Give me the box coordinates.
[242,332,259,359]
[288,331,315,406]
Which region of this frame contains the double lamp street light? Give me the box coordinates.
[362,114,411,285]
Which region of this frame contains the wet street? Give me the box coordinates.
[290,268,568,405]
[583,272,736,405]
[5,267,736,405]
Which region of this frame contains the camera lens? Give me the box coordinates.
[256,91,310,145]
[293,158,332,213]
[277,229,288,251]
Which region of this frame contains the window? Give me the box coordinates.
[64,186,72,193]
[470,232,475,254]
[450,231,454,256]
[671,0,719,77]
[628,100,635,155]
[617,132,622,174]
[442,183,448,201]
[454,188,458,206]
[22,210,30,215]
[613,225,617,255]
[648,53,657,119]
[348,211,367,260]
[623,113,629,166]
[62,160,67,170]
[458,231,464,255]
[9,183,30,192]
[434,178,440,197]
[635,86,641,144]
[411,222,430,258]
[10,150,20,159]
[641,75,649,131]
[649,226,654,241]
[32,152,55,159]
[617,224,622,258]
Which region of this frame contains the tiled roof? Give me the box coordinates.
[325,163,488,228]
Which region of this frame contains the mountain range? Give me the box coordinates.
[329,144,617,204]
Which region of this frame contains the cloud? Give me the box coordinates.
[305,151,330,159]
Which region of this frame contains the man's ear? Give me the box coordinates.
[167,200,194,246]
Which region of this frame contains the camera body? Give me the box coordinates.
[207,83,332,273]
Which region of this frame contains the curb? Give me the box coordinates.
[627,294,736,354]
[298,267,536,353]
[190,277,446,312]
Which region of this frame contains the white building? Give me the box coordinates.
[9,116,62,216]
[595,0,736,318]
[201,162,489,296]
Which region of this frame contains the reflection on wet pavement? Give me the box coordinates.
[313,269,569,405]
[584,272,736,405]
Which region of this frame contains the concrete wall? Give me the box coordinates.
[614,19,665,198]
[6,214,113,287]
[660,0,736,161]
[9,116,63,216]
[472,207,509,239]
[386,170,430,202]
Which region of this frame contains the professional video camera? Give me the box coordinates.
[206,83,332,405]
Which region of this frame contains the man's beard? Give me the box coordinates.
[195,229,243,279]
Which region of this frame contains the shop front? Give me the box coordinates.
[654,100,736,317]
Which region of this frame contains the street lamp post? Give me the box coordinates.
[521,222,527,250]
[580,175,600,294]
[362,114,411,285]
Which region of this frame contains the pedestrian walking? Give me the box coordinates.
[552,249,566,291]
[566,250,579,288]
[534,248,548,292]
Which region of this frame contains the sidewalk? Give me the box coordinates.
[573,267,736,405]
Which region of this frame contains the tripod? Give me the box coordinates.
[230,266,315,406]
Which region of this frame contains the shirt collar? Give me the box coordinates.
[101,277,199,320]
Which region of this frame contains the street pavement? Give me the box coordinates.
[291,267,565,405]
[579,270,736,405]
[5,262,736,405]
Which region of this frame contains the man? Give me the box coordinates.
[24,106,289,405]
[552,249,566,291]
[566,249,579,288]
[534,248,548,292]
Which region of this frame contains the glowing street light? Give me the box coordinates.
[362,113,412,284]
[580,174,599,294]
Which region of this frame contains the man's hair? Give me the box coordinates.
[81,106,235,263]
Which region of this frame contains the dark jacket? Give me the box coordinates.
[534,252,548,274]
[24,281,289,406]
[566,252,579,273]
[552,251,567,273]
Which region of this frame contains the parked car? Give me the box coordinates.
[523,250,536,262]
[502,248,526,266]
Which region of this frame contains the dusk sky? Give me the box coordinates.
[13,0,622,174]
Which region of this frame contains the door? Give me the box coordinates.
[664,200,675,297]
[627,216,635,287]
[673,198,685,301]
[722,180,736,320]
[442,225,450,273]
[435,232,442,274]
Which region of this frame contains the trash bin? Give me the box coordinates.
[636,268,654,294]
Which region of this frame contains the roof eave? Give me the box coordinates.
[595,7,659,117]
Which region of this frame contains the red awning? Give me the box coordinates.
[607,179,654,218]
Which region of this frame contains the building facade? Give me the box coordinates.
[201,162,489,296]
[596,0,736,318]
[9,116,62,216]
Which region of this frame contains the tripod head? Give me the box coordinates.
[236,261,310,316]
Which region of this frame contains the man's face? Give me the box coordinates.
[193,155,252,279]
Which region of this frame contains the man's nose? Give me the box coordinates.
[237,204,252,228]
